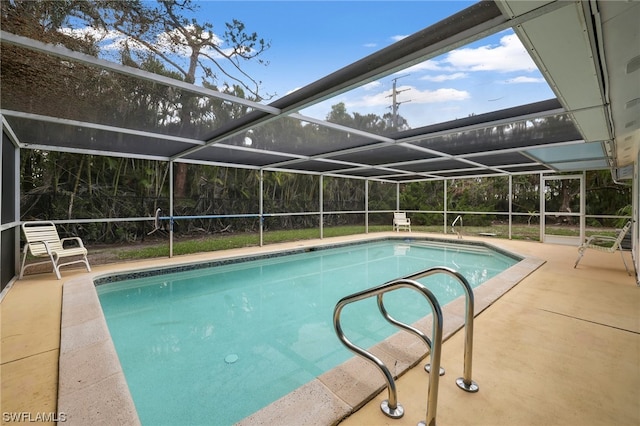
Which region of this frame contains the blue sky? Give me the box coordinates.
[68,1,555,129]
[193,1,478,96]
[190,1,554,127]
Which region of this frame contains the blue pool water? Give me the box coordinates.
[97,239,518,425]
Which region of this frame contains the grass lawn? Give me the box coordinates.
[96,223,608,263]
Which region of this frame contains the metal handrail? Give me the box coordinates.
[401,266,479,393]
[376,293,445,377]
[451,215,463,239]
[333,279,443,424]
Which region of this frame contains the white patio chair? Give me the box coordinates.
[574,221,632,275]
[393,212,411,232]
[20,221,91,279]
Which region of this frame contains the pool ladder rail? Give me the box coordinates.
[333,266,478,426]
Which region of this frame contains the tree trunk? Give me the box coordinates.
[174,162,188,198]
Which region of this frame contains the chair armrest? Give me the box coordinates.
[61,236,86,248]
[585,235,617,244]
[582,235,618,250]
[26,240,54,255]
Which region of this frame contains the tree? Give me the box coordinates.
[79,0,271,197]
[326,102,408,134]
[326,103,353,126]
[77,0,271,98]
[6,0,272,199]
[585,170,631,226]
[1,0,98,53]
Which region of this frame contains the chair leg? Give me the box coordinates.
[19,246,29,279]
[53,265,62,279]
[82,255,92,272]
[574,248,585,269]
[52,254,62,280]
[620,250,631,276]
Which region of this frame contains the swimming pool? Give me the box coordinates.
[96,238,518,425]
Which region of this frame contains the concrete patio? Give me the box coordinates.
[1,234,638,425]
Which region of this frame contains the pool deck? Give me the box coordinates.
[1,232,638,425]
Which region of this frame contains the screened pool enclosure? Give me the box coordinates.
[1,0,639,291]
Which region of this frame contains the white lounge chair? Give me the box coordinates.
[574,221,632,275]
[20,221,91,279]
[393,212,411,232]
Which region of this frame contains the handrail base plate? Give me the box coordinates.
[381,400,404,419]
[456,377,479,393]
[424,364,446,376]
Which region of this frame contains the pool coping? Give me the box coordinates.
[57,235,545,425]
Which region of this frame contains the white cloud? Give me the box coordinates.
[363,43,377,48]
[444,33,536,73]
[59,25,227,59]
[362,81,382,91]
[409,87,470,103]
[421,72,468,82]
[59,26,152,52]
[395,33,539,87]
[391,35,408,42]
[58,27,121,48]
[346,85,469,108]
[505,76,547,84]
[403,59,454,74]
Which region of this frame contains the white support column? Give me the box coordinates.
[365,179,369,234]
[320,175,324,239]
[634,159,639,283]
[259,169,264,247]
[508,175,513,240]
[444,179,448,234]
[539,173,544,242]
[580,171,586,243]
[169,161,174,257]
